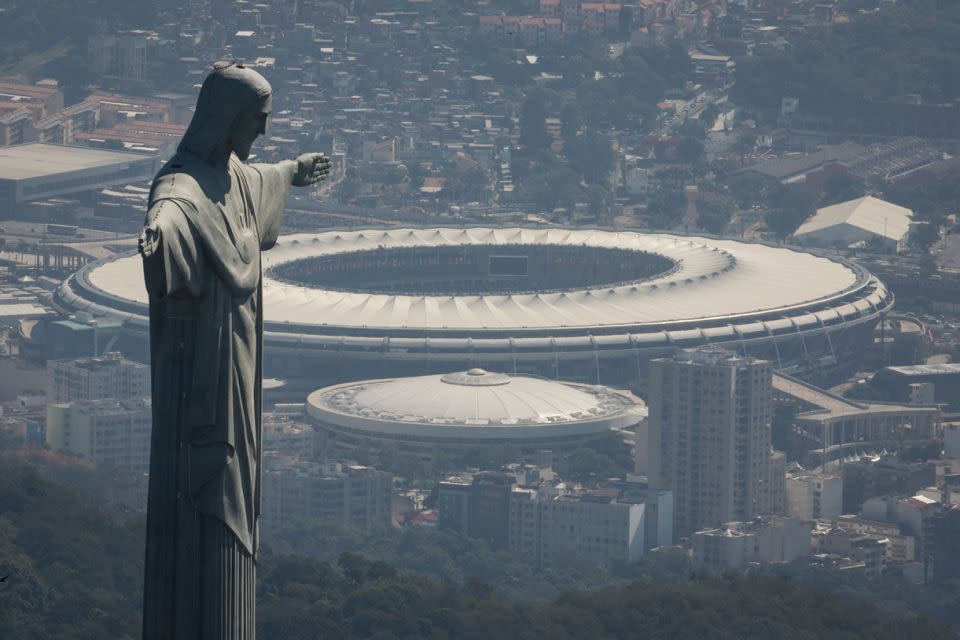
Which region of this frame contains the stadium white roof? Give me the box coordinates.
[795,196,913,243]
[84,228,864,332]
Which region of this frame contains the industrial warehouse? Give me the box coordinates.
[53,226,892,385]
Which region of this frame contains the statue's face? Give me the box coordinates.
[230,94,272,161]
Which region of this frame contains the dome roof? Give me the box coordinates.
[346,368,611,425]
[306,370,644,442]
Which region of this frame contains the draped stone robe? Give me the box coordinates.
[141,151,290,639]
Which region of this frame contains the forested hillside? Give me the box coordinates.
[734,0,960,113]
[0,465,955,640]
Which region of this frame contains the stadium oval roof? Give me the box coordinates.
[79,227,867,333]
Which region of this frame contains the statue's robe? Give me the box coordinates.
[140,151,290,639]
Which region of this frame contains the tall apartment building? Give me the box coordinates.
[261,459,393,534]
[48,352,150,403]
[88,31,158,83]
[45,398,152,473]
[648,347,784,537]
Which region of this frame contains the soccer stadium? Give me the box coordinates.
[54,227,892,385]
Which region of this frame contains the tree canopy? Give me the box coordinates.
[733,1,960,116]
[1,463,958,639]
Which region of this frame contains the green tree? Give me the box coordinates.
[565,130,615,184]
[698,198,734,235]
[677,137,705,165]
[519,90,551,152]
[820,173,865,207]
[646,187,686,230]
[521,165,580,213]
[911,221,941,251]
[445,166,490,203]
[732,131,757,164]
[767,188,817,239]
[889,332,930,366]
[560,103,583,143]
[586,184,613,220]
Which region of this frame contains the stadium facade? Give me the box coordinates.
[54,227,892,385]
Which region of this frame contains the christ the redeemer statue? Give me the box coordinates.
[138,60,331,639]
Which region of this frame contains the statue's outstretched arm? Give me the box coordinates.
[247,154,332,250]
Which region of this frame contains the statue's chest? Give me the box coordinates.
[220,172,258,265]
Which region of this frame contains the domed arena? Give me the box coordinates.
[54,227,892,385]
[306,368,645,461]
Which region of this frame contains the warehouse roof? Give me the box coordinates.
[0,143,154,181]
[795,196,913,242]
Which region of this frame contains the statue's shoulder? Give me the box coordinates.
[148,154,210,207]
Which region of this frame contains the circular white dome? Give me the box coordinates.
[306,371,645,442]
[350,370,610,424]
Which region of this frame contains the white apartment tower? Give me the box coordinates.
[648,346,784,537]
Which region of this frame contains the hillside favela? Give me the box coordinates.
[1,0,960,638]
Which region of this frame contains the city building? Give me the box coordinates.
[773,373,941,467]
[648,347,786,537]
[263,410,319,459]
[88,31,159,83]
[518,490,647,566]
[862,493,940,581]
[832,514,916,564]
[0,143,159,215]
[811,526,887,579]
[691,516,811,574]
[438,471,671,566]
[0,81,64,120]
[23,316,125,363]
[874,363,960,411]
[0,81,64,146]
[933,504,960,582]
[841,457,936,514]
[308,369,644,465]
[261,458,393,534]
[742,142,866,186]
[439,471,523,549]
[45,398,152,473]
[945,424,960,459]
[785,469,842,520]
[47,352,149,403]
[793,196,914,252]
[691,525,754,574]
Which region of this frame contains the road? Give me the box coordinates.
[656,87,730,137]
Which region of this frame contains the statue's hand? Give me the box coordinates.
[292,153,333,187]
[139,223,160,258]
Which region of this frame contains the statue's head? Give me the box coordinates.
[179,61,272,163]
